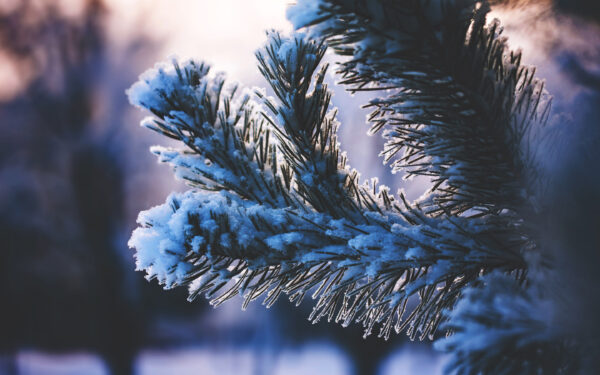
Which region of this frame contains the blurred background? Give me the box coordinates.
[0,0,597,374]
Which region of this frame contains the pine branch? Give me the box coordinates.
[255,31,369,218]
[127,59,293,207]
[434,272,575,374]
[127,34,527,341]
[130,189,522,340]
[288,0,551,219]
[124,3,598,374]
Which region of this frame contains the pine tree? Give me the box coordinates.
[127,0,599,373]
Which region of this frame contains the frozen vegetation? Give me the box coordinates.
[128,1,600,373]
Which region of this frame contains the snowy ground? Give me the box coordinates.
[15,344,445,375]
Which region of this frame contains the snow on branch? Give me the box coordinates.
[130,188,522,340]
[127,30,529,341]
[435,272,572,374]
[255,31,363,218]
[127,59,292,207]
[125,2,597,373]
